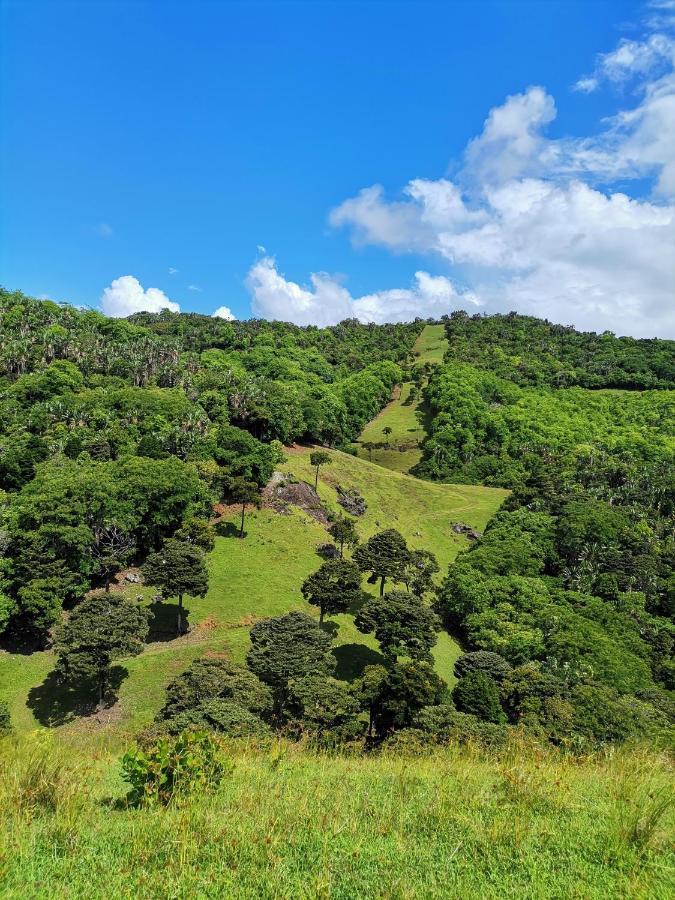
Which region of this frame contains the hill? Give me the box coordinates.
[0,445,507,747]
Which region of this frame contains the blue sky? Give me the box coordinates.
[1,0,674,335]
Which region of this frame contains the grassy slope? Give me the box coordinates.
[354,323,449,472]
[0,447,507,749]
[1,735,672,899]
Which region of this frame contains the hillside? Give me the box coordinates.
[0,445,507,746]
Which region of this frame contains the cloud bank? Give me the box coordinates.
[246,256,479,326]
[247,4,674,337]
[100,276,180,317]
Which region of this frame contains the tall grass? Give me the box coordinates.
[0,734,672,898]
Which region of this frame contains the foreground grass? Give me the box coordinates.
[0,448,505,748]
[0,734,671,899]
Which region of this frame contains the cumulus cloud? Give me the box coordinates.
[100,276,180,317]
[245,256,479,326]
[212,306,237,320]
[329,4,675,339]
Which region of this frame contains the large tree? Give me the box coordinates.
[142,539,209,635]
[55,592,149,705]
[371,660,446,736]
[355,589,440,663]
[301,559,363,625]
[247,611,335,711]
[353,529,410,596]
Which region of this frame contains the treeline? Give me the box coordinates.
[442,311,675,389]
[0,288,418,641]
[414,312,674,744]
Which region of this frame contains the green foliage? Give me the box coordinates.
[353,528,410,596]
[454,651,512,682]
[159,657,273,722]
[247,612,335,706]
[122,730,231,806]
[371,660,446,736]
[452,671,506,724]
[142,539,209,634]
[327,514,359,557]
[355,590,440,663]
[54,592,149,703]
[309,450,332,490]
[0,700,10,735]
[301,558,363,624]
[285,675,362,741]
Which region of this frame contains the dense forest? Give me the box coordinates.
[415,312,674,745]
[0,289,673,758]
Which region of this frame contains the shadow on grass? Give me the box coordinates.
[215,521,245,539]
[333,643,386,681]
[146,600,191,642]
[27,665,128,726]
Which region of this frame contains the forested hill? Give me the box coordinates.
[415,311,674,745]
[0,289,673,752]
[440,311,675,389]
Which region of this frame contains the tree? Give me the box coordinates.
[355,590,440,662]
[310,450,332,491]
[353,529,410,596]
[382,426,393,445]
[247,611,335,711]
[301,558,363,625]
[327,515,359,558]
[454,650,512,682]
[142,539,208,635]
[174,517,216,552]
[285,675,361,739]
[452,671,505,724]
[371,660,446,735]
[54,592,149,705]
[91,524,136,591]
[226,477,261,537]
[353,664,388,737]
[362,441,376,462]
[159,657,273,721]
[402,549,439,597]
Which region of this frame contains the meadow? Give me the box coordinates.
[0,733,671,899]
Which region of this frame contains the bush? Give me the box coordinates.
[121,730,231,807]
[452,672,506,724]
[454,651,512,682]
[414,704,510,749]
[167,701,272,739]
[0,701,10,735]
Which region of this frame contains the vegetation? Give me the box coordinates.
[0,289,673,893]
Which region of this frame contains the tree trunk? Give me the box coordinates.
[314,466,320,491]
[240,502,246,537]
[105,572,111,593]
[319,605,325,626]
[177,593,184,635]
[380,575,386,596]
[339,539,344,559]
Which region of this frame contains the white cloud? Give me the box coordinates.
[245,256,479,326]
[212,306,237,320]
[100,276,180,317]
[188,284,202,292]
[168,267,178,275]
[329,20,675,340]
[96,222,113,238]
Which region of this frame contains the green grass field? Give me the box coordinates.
[0,447,507,750]
[412,322,448,364]
[1,734,671,899]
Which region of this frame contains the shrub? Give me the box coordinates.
[452,671,506,724]
[122,730,231,807]
[454,651,512,682]
[414,704,510,748]
[167,701,272,739]
[0,701,10,735]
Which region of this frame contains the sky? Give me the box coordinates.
[1,0,674,337]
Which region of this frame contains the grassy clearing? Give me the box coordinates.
[412,322,448,364]
[354,324,449,472]
[0,447,506,748]
[0,733,671,899]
